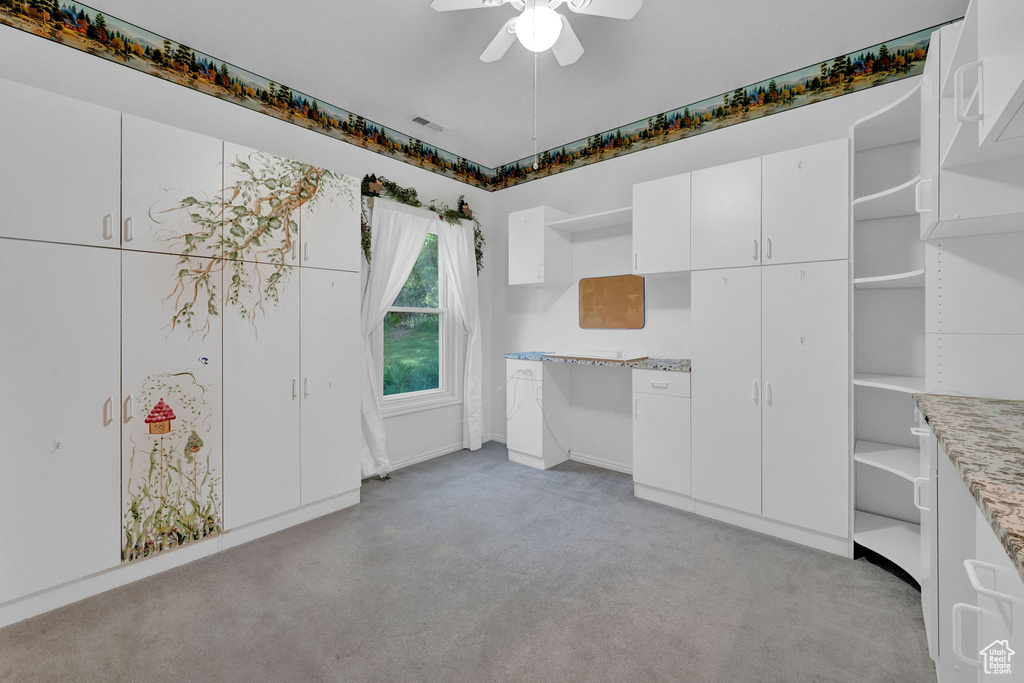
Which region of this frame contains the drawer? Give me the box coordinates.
[507,359,542,381]
[632,369,690,397]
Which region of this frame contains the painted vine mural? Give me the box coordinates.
[0,0,947,191]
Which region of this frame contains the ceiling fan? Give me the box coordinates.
[429,0,643,66]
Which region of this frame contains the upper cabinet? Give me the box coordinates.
[223,143,301,266]
[691,157,762,270]
[0,79,120,248]
[762,138,849,264]
[508,205,572,286]
[298,177,361,273]
[122,116,224,257]
[632,173,690,275]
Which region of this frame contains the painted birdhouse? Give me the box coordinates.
[145,399,176,435]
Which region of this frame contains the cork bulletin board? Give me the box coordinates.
[579,275,646,329]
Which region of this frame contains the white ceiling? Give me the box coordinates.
[89,0,967,168]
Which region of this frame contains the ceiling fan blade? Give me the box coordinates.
[430,0,503,11]
[551,15,584,66]
[565,0,642,20]
[480,18,518,62]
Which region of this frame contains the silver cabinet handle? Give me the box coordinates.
[292,241,299,261]
[103,397,113,426]
[752,380,759,404]
[911,427,931,437]
[766,238,772,260]
[913,477,930,511]
[954,60,984,124]
[123,216,134,242]
[650,381,669,389]
[765,381,773,406]
[303,241,309,262]
[915,179,932,214]
[964,559,1022,603]
[122,395,133,423]
[538,263,544,279]
[952,603,983,669]
[303,377,309,398]
[752,239,759,261]
[103,214,113,240]
[634,252,638,271]
[633,397,639,419]
[292,379,298,400]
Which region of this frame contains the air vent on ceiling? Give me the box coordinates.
[412,116,445,133]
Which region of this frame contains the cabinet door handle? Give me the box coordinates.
[765,381,773,406]
[912,477,930,512]
[123,216,134,242]
[752,380,759,404]
[303,377,309,398]
[538,263,544,279]
[914,179,932,214]
[634,252,638,271]
[303,241,309,262]
[633,397,639,419]
[765,238,773,260]
[951,603,983,669]
[103,397,113,426]
[292,241,299,261]
[752,239,759,261]
[954,60,984,124]
[650,381,669,389]
[910,427,931,437]
[122,395,133,423]
[102,214,113,240]
[964,559,1023,603]
[292,379,298,400]
[535,385,542,407]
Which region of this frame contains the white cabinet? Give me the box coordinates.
[632,173,690,275]
[691,157,762,270]
[975,0,1024,154]
[505,359,570,470]
[761,260,849,537]
[223,263,301,529]
[691,266,762,514]
[973,508,1024,678]
[121,115,224,256]
[632,370,691,497]
[762,139,850,265]
[0,240,121,603]
[299,175,361,273]
[300,268,361,505]
[508,206,571,286]
[0,79,120,247]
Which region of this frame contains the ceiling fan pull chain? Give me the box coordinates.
[533,51,540,170]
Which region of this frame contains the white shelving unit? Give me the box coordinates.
[547,207,632,233]
[851,82,926,583]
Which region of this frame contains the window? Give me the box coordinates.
[380,231,460,413]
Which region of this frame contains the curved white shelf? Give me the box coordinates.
[853,176,921,220]
[853,83,922,151]
[854,440,920,481]
[548,207,632,233]
[854,510,922,583]
[853,373,926,394]
[853,268,925,289]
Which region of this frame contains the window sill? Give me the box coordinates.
[381,394,462,419]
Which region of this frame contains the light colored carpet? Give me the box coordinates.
[0,442,936,682]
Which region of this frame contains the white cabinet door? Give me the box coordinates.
[506,376,543,457]
[508,207,546,285]
[120,251,223,562]
[0,240,121,603]
[974,508,1024,679]
[122,115,223,257]
[632,173,690,275]
[691,157,761,270]
[633,394,691,495]
[299,173,361,272]
[919,27,943,239]
[223,143,301,266]
[223,262,300,529]
[761,260,849,537]
[300,269,361,505]
[0,79,120,247]
[691,266,762,514]
[977,0,1024,148]
[762,139,849,265]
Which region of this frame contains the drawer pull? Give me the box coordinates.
[650,381,669,389]
[965,559,1023,603]
[911,427,931,437]
[952,603,983,669]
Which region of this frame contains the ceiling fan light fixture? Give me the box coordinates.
[515,5,563,52]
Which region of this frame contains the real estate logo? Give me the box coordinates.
[980,639,1015,675]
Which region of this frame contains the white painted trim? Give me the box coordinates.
[390,442,464,471]
[508,449,545,469]
[634,483,695,512]
[693,499,852,557]
[485,433,507,444]
[569,451,632,475]
[0,488,360,628]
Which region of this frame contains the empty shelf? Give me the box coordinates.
[548,207,632,233]
[854,510,922,583]
[853,83,922,151]
[854,440,920,481]
[853,268,925,289]
[853,374,926,394]
[853,176,921,220]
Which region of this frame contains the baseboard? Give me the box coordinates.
[389,442,465,472]
[569,451,632,475]
[692,499,851,557]
[634,483,695,512]
[485,433,506,444]
[0,488,360,628]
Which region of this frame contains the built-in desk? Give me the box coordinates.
[504,352,691,477]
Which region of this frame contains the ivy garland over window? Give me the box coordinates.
[360,175,486,274]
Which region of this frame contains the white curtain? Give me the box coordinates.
[437,219,484,451]
[360,198,432,478]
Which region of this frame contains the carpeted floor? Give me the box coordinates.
[0,442,936,683]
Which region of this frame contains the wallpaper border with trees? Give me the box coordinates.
[0,2,949,191]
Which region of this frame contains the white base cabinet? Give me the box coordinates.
[632,370,691,502]
[505,360,570,470]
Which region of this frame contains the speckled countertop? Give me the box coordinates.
[914,393,1024,582]
[505,352,690,373]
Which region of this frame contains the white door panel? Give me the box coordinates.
[632,173,690,274]
[633,394,690,495]
[506,377,543,457]
[691,158,761,270]
[299,175,361,272]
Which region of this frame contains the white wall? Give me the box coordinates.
[0,24,495,469]
[488,79,920,468]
